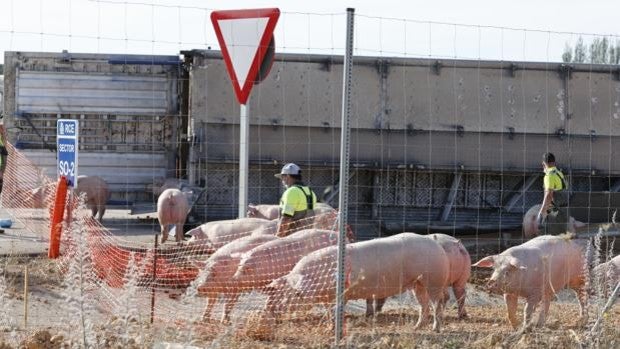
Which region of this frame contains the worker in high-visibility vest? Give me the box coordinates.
[274,163,318,237]
[536,152,570,235]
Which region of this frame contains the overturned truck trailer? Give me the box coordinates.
[2,51,181,204]
[185,50,620,239]
[3,50,620,239]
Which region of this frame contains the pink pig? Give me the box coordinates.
[157,188,191,243]
[473,235,587,329]
[246,204,280,220]
[232,229,345,289]
[429,233,471,319]
[265,233,450,332]
[195,233,277,323]
[186,218,276,253]
[522,204,586,238]
[367,233,471,319]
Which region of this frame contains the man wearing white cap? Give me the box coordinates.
[274,163,317,237]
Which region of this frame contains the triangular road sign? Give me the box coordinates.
[211,8,280,105]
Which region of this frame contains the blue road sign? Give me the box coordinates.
[57,119,79,188]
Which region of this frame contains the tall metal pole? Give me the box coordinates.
[335,7,354,345]
[238,103,250,218]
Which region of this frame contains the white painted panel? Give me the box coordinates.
[16,71,175,115]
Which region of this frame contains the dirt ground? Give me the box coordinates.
[0,254,618,349]
[0,210,618,348]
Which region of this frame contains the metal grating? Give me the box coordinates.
[432,173,450,208]
[415,172,432,207]
[484,176,501,208]
[466,173,483,207]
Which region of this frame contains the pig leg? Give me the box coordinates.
[375,298,386,313]
[365,299,375,317]
[160,224,169,244]
[453,284,468,319]
[366,298,386,317]
[439,289,450,315]
[97,204,106,222]
[536,297,551,327]
[412,283,431,330]
[201,295,217,322]
[427,287,445,333]
[573,285,588,325]
[221,293,240,324]
[504,293,519,329]
[90,205,98,219]
[523,295,540,330]
[175,223,184,243]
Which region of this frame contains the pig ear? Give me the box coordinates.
[509,257,527,270]
[472,255,495,268]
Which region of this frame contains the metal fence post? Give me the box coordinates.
[335,7,355,345]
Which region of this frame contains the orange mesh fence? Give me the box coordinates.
[0,142,367,343]
[1,142,58,237]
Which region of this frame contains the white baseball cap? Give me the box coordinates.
[275,163,301,178]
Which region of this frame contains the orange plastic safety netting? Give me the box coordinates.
[0,142,361,343]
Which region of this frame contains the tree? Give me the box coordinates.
[574,37,587,63]
[562,43,573,63]
[562,36,620,64]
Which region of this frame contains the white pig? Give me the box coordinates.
[247,204,280,220]
[522,204,586,238]
[264,233,450,332]
[367,234,471,319]
[473,235,587,329]
[186,218,276,253]
[157,188,191,243]
[195,233,278,322]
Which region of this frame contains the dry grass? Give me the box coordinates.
[1,242,619,348]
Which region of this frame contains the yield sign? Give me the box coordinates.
[211,8,280,105]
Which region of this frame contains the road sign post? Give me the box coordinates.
[56,119,79,188]
[211,8,280,218]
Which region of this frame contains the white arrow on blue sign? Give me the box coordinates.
[57,119,79,188]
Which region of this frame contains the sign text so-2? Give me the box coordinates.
[57,119,79,188]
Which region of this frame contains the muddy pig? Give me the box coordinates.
[76,175,110,222]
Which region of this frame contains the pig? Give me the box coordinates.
[523,204,586,238]
[247,204,280,220]
[195,233,278,323]
[473,235,587,330]
[186,218,277,253]
[29,182,55,209]
[310,208,356,242]
[264,233,450,332]
[592,254,620,296]
[430,234,471,319]
[232,229,347,289]
[366,233,471,319]
[157,188,191,243]
[201,229,347,323]
[75,175,110,222]
[28,176,110,221]
[247,202,336,223]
